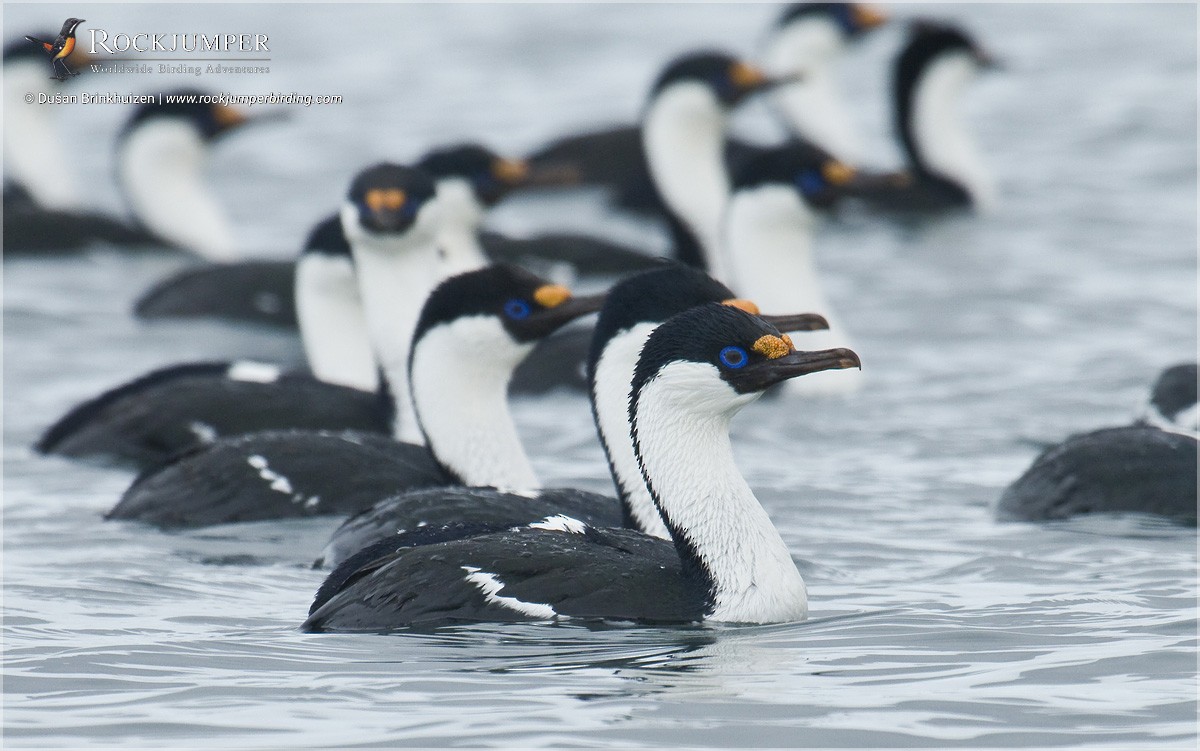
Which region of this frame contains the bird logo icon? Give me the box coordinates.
[25,18,86,81]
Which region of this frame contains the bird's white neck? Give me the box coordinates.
[293,252,379,392]
[1144,401,1200,438]
[434,178,490,274]
[409,316,540,490]
[590,322,671,539]
[643,83,731,278]
[763,19,865,162]
[4,60,80,209]
[117,120,238,260]
[723,186,861,395]
[633,362,808,623]
[909,52,995,210]
[724,185,828,315]
[343,205,443,443]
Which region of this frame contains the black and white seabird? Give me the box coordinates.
[762,3,888,163]
[6,89,278,255]
[995,363,1198,526]
[627,51,896,285]
[2,37,154,251]
[527,51,786,263]
[338,163,449,443]
[106,264,605,528]
[639,51,786,274]
[119,91,286,260]
[35,215,387,469]
[315,264,828,568]
[303,303,861,630]
[723,141,882,395]
[854,20,998,212]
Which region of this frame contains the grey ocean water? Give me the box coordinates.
[3,3,1197,748]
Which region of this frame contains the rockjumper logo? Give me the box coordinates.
[89,29,269,54]
[24,18,85,81]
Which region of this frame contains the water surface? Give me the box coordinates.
[3,3,1197,748]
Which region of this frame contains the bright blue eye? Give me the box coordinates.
[475,170,497,188]
[835,5,856,32]
[504,299,531,320]
[399,198,421,219]
[712,74,736,99]
[796,169,825,195]
[719,346,748,369]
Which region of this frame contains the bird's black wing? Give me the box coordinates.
[134,260,297,327]
[37,363,389,469]
[108,430,448,528]
[316,484,624,569]
[480,231,664,277]
[996,425,1198,525]
[509,326,592,395]
[304,527,702,632]
[3,206,162,254]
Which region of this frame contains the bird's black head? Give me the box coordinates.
[345,163,438,236]
[892,21,995,180]
[413,264,605,346]
[301,213,351,258]
[897,20,996,77]
[120,89,255,141]
[417,143,531,207]
[650,50,775,107]
[776,3,887,37]
[731,139,858,210]
[588,265,833,383]
[588,265,736,372]
[61,18,86,36]
[1150,363,1198,425]
[631,303,860,404]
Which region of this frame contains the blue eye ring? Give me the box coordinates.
[398,198,421,220]
[712,74,736,99]
[835,5,856,33]
[475,170,498,188]
[719,346,749,369]
[796,169,825,196]
[504,299,531,320]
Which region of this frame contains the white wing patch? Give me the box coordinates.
[227,361,282,383]
[252,292,283,315]
[188,421,217,443]
[461,566,557,619]
[246,454,295,495]
[527,515,588,534]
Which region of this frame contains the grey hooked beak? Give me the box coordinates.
[761,312,830,332]
[516,292,607,341]
[766,71,807,88]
